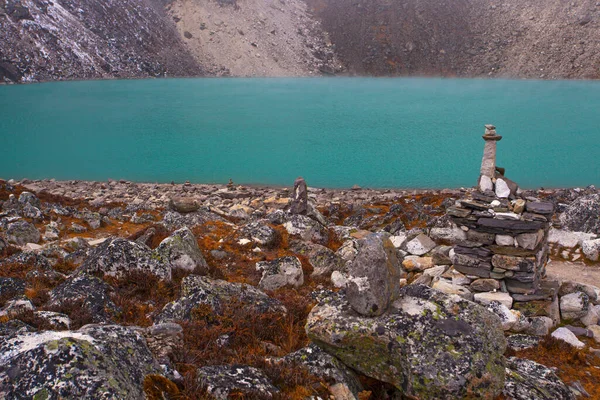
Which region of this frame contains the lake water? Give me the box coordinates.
[0,78,598,188]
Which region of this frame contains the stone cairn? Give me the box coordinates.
[447,125,556,302]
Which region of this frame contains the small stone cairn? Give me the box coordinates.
[448,125,556,301]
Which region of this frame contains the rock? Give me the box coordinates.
[155,227,208,274]
[589,325,600,343]
[474,291,514,309]
[404,234,437,256]
[559,281,598,302]
[470,278,500,292]
[479,175,493,192]
[516,230,544,250]
[69,222,87,233]
[432,245,452,265]
[559,193,600,234]
[169,196,200,213]
[44,221,60,241]
[197,365,278,399]
[0,324,163,399]
[582,239,600,262]
[306,285,507,399]
[283,214,329,245]
[17,191,40,208]
[389,233,408,248]
[279,344,363,398]
[523,316,553,336]
[21,203,42,220]
[161,209,226,230]
[503,357,575,400]
[80,237,172,280]
[290,240,344,278]
[560,291,590,321]
[0,277,26,300]
[491,254,535,271]
[143,323,183,364]
[135,226,156,247]
[548,228,596,248]
[495,235,516,247]
[402,256,434,272]
[506,334,541,351]
[581,306,599,326]
[429,226,467,243]
[345,233,401,317]
[155,275,285,323]
[33,311,71,330]
[6,220,40,246]
[289,177,308,215]
[0,296,35,319]
[495,178,511,198]
[331,271,348,288]
[239,221,279,248]
[256,256,304,291]
[551,327,585,348]
[49,275,119,324]
[484,301,517,331]
[512,199,526,214]
[431,279,473,300]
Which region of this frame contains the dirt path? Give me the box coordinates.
[546,260,600,288]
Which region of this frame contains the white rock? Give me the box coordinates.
[404,234,437,256]
[429,226,467,243]
[581,306,599,327]
[432,279,472,299]
[560,291,589,320]
[423,265,448,278]
[495,235,516,247]
[495,212,520,220]
[548,228,596,249]
[582,239,600,262]
[238,238,251,245]
[473,291,513,309]
[490,200,501,207]
[485,301,517,331]
[24,243,43,251]
[495,178,511,198]
[589,325,600,344]
[479,175,493,192]
[551,327,585,348]
[88,238,109,247]
[331,271,348,288]
[390,234,408,249]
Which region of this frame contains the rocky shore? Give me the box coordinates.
[1,175,600,399]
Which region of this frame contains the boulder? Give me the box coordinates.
[559,291,590,321]
[0,324,163,399]
[345,233,401,317]
[239,221,279,248]
[559,193,600,234]
[283,214,329,245]
[548,228,596,248]
[169,196,200,213]
[155,275,285,324]
[17,191,40,208]
[290,240,344,278]
[278,344,363,398]
[404,234,437,256]
[306,285,507,399]
[582,239,600,262]
[551,327,585,348]
[6,220,40,246]
[256,256,304,291]
[503,357,575,400]
[155,227,208,273]
[80,237,171,280]
[49,275,119,324]
[197,365,278,399]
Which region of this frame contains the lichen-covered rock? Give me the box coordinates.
[503,357,575,400]
[0,251,52,270]
[161,209,226,230]
[256,256,304,291]
[0,324,163,399]
[279,343,364,397]
[0,320,36,337]
[559,194,600,234]
[306,285,507,399]
[0,277,26,301]
[506,334,541,351]
[49,275,119,324]
[6,220,40,246]
[582,239,600,262]
[404,233,437,256]
[155,275,285,324]
[154,227,208,273]
[197,365,278,399]
[283,214,329,245]
[290,240,345,278]
[0,296,35,319]
[33,311,72,330]
[345,233,401,317]
[484,301,518,331]
[79,237,171,280]
[239,221,279,248]
[560,291,590,321]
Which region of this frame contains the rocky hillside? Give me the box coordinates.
[306,0,600,79]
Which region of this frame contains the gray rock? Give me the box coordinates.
[506,334,541,351]
[558,281,598,303]
[21,203,42,220]
[483,301,517,331]
[346,233,401,317]
[6,220,40,246]
[33,311,71,330]
[503,357,575,400]
[197,365,278,399]
[17,192,40,208]
[431,279,473,300]
[516,230,544,250]
[239,221,279,248]
[582,239,600,262]
[432,245,453,265]
[429,226,467,243]
[256,256,304,291]
[279,343,363,397]
[559,193,600,234]
[0,324,163,400]
[155,227,208,273]
[473,291,513,309]
[49,275,119,324]
[306,285,506,399]
[470,278,500,292]
[548,228,596,248]
[169,196,200,213]
[551,327,585,348]
[80,237,172,280]
[560,291,590,321]
[290,240,344,278]
[523,316,553,336]
[289,177,308,215]
[161,209,225,230]
[155,275,285,323]
[404,233,437,256]
[283,214,329,245]
[0,277,26,301]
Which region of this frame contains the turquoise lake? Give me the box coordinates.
[0,78,598,188]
